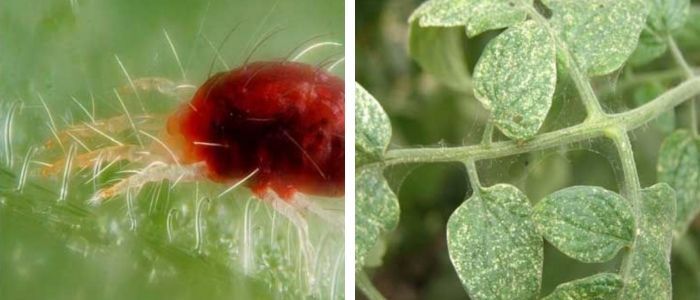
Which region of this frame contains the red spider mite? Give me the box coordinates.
[40,57,344,217]
[167,60,345,200]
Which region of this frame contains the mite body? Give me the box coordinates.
[40,60,345,231]
[36,58,344,281]
[168,61,345,200]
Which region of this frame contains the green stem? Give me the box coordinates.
[668,36,695,78]
[356,271,386,300]
[379,77,700,166]
[464,160,482,193]
[668,35,699,136]
[607,128,641,202]
[481,119,494,146]
[526,5,604,120]
[607,128,641,281]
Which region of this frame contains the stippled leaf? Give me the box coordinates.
[533,186,635,263]
[355,166,400,270]
[646,0,690,32]
[447,184,542,300]
[356,84,392,166]
[473,20,556,140]
[408,23,472,92]
[409,0,531,37]
[541,273,623,300]
[620,183,676,299]
[631,0,689,65]
[543,0,648,76]
[657,129,700,237]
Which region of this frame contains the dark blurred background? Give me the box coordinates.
[356,0,700,299]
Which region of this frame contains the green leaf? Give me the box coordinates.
[355,166,400,270]
[447,184,542,300]
[543,0,648,76]
[675,8,700,48]
[629,28,668,66]
[646,0,690,32]
[541,273,624,300]
[533,186,635,263]
[409,0,531,37]
[356,84,392,166]
[473,20,556,140]
[620,183,676,299]
[657,129,700,236]
[408,22,472,92]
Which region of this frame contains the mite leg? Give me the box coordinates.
[41,144,153,176]
[89,162,206,205]
[262,192,317,281]
[120,77,197,98]
[290,194,343,230]
[44,114,161,150]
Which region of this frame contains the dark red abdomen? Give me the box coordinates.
[167,61,344,199]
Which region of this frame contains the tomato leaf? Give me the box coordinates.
[620,183,676,299]
[629,28,668,66]
[533,186,635,263]
[408,22,472,92]
[657,129,700,237]
[473,20,556,140]
[356,84,392,166]
[447,184,542,300]
[355,166,400,270]
[646,0,690,32]
[541,273,624,300]
[543,0,648,76]
[409,0,531,37]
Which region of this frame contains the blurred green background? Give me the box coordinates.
[357,0,700,299]
[0,0,344,299]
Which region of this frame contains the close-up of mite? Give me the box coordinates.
[38,46,345,264]
[0,0,345,298]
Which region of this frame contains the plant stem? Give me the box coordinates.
[607,128,641,202]
[481,119,494,146]
[525,5,604,120]
[356,271,386,300]
[668,35,699,136]
[669,36,695,78]
[379,77,700,166]
[608,128,641,281]
[464,160,481,193]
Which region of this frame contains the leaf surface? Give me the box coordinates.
[408,23,472,92]
[542,273,623,300]
[473,20,556,140]
[447,184,542,300]
[657,129,700,236]
[355,166,400,270]
[356,84,392,166]
[620,183,676,299]
[409,0,532,37]
[543,0,648,76]
[646,0,690,32]
[533,186,635,263]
